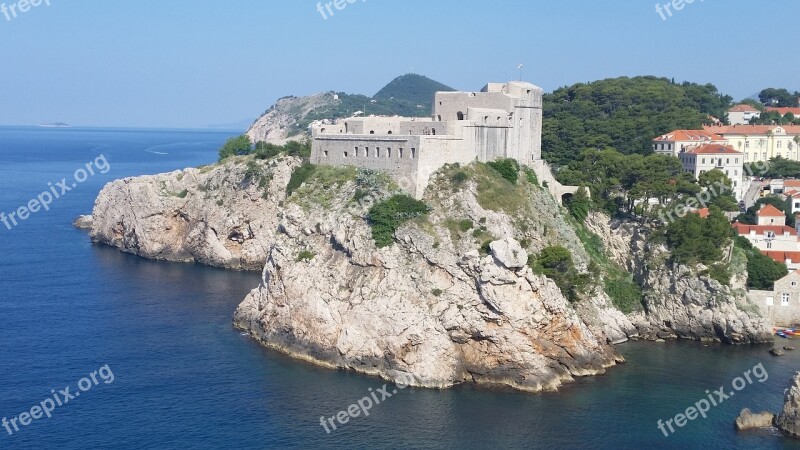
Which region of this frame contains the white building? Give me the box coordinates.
[652,129,726,157]
[727,104,761,125]
[678,144,746,200]
[704,125,800,162]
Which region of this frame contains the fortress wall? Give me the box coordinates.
[311,135,421,194]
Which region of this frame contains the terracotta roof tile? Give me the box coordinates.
[686,144,742,155]
[758,204,786,217]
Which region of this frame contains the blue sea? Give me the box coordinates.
[1,126,800,449]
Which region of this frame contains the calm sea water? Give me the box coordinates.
[1,127,800,449]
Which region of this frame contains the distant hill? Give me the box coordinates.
[374,74,455,106]
[247,74,454,143]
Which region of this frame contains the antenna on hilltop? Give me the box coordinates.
[517,64,524,82]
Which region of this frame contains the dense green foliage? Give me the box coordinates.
[253,140,311,159]
[542,77,732,164]
[367,195,430,248]
[286,163,317,196]
[485,158,520,184]
[746,156,800,179]
[556,148,699,216]
[566,185,591,222]
[218,135,312,162]
[529,246,588,302]
[759,88,800,108]
[218,135,253,160]
[665,206,732,266]
[605,277,643,314]
[373,74,455,105]
[735,236,788,290]
[737,196,794,227]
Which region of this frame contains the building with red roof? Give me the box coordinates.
[652,129,725,157]
[728,104,761,125]
[678,144,745,200]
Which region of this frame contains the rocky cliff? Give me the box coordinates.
[776,372,800,438]
[585,212,772,344]
[85,157,629,391]
[246,93,337,145]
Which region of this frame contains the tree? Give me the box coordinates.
[666,206,731,265]
[568,185,591,222]
[218,135,253,160]
[747,251,789,289]
[530,246,588,302]
[759,88,797,107]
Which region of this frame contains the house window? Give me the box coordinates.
[778,141,783,148]
[399,148,404,158]
[365,147,369,156]
[376,147,380,157]
[354,146,359,157]
[323,151,328,157]
[745,141,750,148]
[792,281,798,287]
[387,148,392,158]
[370,130,375,135]
[702,158,706,164]
[411,148,416,159]
[767,296,774,306]
[343,151,348,158]
[782,293,790,306]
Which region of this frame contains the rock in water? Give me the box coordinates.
[73,215,94,230]
[735,408,775,430]
[776,372,800,438]
[771,348,786,356]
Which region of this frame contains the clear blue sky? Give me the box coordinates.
[1,0,797,129]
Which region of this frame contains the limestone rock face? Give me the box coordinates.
[735,408,775,430]
[246,93,337,144]
[489,238,527,269]
[233,221,620,392]
[586,212,772,344]
[89,157,302,270]
[776,372,800,438]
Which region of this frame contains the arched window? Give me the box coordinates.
[432,129,436,135]
[457,111,464,120]
[370,130,375,135]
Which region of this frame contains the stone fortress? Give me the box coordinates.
[310,81,578,201]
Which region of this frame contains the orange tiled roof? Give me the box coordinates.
[764,250,800,263]
[686,144,742,155]
[729,104,760,113]
[734,223,796,236]
[694,208,710,218]
[653,129,725,142]
[758,204,786,217]
[766,107,800,116]
[785,180,800,189]
[704,124,800,135]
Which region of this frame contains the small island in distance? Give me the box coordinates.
[39,122,71,128]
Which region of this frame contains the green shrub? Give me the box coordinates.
[431,289,443,297]
[530,245,588,302]
[567,186,591,222]
[458,219,473,232]
[218,135,252,160]
[708,264,731,285]
[296,250,315,262]
[286,163,316,196]
[367,195,430,248]
[523,167,539,185]
[486,158,520,184]
[479,240,493,256]
[451,170,469,185]
[605,277,643,314]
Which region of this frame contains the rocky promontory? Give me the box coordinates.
[82,154,770,392]
[776,372,800,438]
